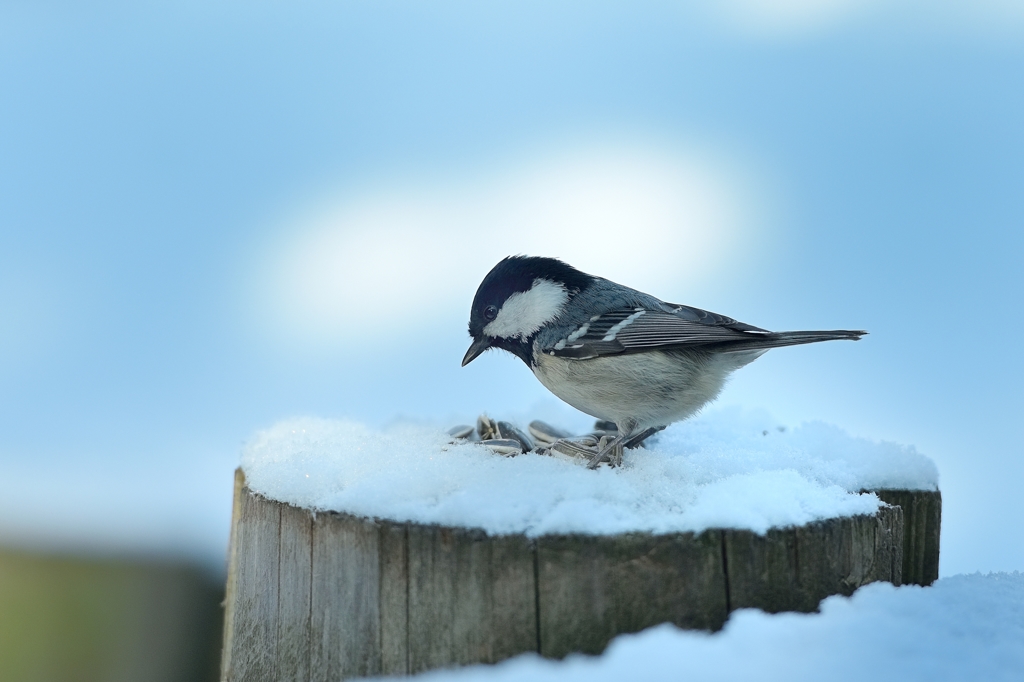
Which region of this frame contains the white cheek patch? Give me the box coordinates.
[484,278,569,340]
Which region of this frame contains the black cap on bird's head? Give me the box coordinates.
[462,256,594,367]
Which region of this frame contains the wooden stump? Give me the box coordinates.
[872,489,941,586]
[221,469,939,681]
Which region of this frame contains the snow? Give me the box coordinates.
[376,572,1024,682]
[240,407,937,536]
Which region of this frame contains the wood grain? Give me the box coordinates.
[536,530,728,658]
[222,472,281,681]
[277,503,312,682]
[310,512,381,680]
[406,526,536,672]
[378,522,409,676]
[724,505,904,614]
[872,489,941,585]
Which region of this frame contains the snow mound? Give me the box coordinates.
[383,572,1024,682]
[241,407,937,536]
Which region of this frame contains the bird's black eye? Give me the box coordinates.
[484,305,498,321]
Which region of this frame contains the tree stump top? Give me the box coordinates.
[238,413,938,539]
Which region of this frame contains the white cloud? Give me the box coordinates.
[257,141,761,347]
[713,0,876,39]
[706,0,1024,41]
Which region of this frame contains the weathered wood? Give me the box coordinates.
[536,530,728,658]
[222,469,281,682]
[406,526,536,672]
[222,470,938,680]
[721,525,800,614]
[406,524,459,672]
[488,535,539,662]
[220,469,243,681]
[311,512,381,680]
[872,489,941,585]
[378,522,409,675]
[278,503,312,682]
[792,506,903,604]
[724,505,904,613]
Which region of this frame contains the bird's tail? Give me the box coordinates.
[718,329,866,353]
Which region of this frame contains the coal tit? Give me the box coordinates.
[462,256,865,466]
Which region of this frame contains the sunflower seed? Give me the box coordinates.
[551,439,597,458]
[528,420,572,444]
[496,421,534,452]
[447,424,475,440]
[476,415,499,441]
[594,420,618,433]
[481,439,522,456]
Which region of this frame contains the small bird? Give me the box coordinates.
[462,256,865,467]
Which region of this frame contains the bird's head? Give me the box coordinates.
[463,255,593,366]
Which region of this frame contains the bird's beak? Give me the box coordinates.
[462,336,492,366]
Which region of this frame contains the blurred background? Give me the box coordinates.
[1,1,1022,679]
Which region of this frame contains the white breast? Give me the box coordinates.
[531,348,763,435]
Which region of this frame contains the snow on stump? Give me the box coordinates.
[219,412,941,680]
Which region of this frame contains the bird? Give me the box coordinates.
[462,255,865,468]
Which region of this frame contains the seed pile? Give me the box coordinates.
[447,416,658,468]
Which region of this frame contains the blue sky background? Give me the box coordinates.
[1,1,1022,574]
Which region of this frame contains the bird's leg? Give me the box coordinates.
[586,426,665,469]
[622,426,665,449]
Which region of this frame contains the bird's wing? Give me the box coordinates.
[543,304,770,360]
[661,302,767,332]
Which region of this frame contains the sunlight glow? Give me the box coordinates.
[260,141,762,346]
